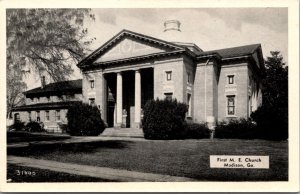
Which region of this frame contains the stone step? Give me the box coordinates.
[101,128,144,138]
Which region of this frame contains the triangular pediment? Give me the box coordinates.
[78,30,184,67]
[96,37,174,62]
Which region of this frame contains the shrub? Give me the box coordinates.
[58,123,68,133]
[215,118,258,139]
[251,105,288,140]
[8,122,25,131]
[25,121,44,132]
[67,102,106,136]
[182,122,210,139]
[142,98,188,139]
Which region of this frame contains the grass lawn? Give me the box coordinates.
[8,139,288,181]
[7,131,70,143]
[7,164,112,182]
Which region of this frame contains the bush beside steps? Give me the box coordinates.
[66,102,106,136]
[142,98,210,140]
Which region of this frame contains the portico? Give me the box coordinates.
[104,67,154,128]
[78,29,191,129]
[115,69,142,128]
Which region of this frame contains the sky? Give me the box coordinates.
[86,8,288,59]
[26,8,288,89]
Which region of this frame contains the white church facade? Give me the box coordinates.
[78,20,264,128]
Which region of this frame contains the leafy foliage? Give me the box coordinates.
[66,102,106,136]
[251,51,288,140]
[7,9,95,81]
[8,122,25,131]
[25,121,45,132]
[6,9,95,117]
[182,122,210,139]
[215,119,258,139]
[251,106,288,140]
[58,123,69,133]
[142,98,188,139]
[261,51,288,108]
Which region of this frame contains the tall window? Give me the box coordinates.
[36,111,40,121]
[45,111,50,121]
[187,72,191,84]
[228,75,234,84]
[55,110,60,121]
[164,93,173,101]
[28,111,31,121]
[166,71,172,81]
[90,80,95,88]
[227,96,235,115]
[89,98,95,106]
[187,93,192,117]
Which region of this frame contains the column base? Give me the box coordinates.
[114,123,122,129]
[133,122,141,129]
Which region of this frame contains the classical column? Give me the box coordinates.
[116,72,123,126]
[134,69,141,128]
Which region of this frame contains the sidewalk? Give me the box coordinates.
[8,156,197,182]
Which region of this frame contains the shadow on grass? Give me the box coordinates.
[7,131,71,143]
[8,140,133,157]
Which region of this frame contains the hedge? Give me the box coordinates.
[214,118,258,139]
[142,98,188,139]
[182,122,210,139]
[25,121,45,132]
[251,105,288,140]
[66,102,106,136]
[8,122,25,131]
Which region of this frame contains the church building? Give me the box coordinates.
[78,20,264,129]
[12,20,264,131]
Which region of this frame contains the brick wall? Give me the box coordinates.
[218,63,249,121]
[13,108,68,132]
[153,57,184,101]
[82,70,107,122]
[193,59,219,123]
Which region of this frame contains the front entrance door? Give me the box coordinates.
[107,101,115,127]
[130,106,135,128]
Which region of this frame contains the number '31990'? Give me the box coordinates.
[16,170,36,176]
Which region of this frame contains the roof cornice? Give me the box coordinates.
[81,50,187,70]
[196,53,222,61]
